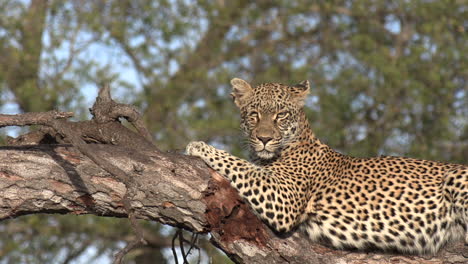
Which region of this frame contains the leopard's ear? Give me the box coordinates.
[230,78,253,108]
[290,80,310,106]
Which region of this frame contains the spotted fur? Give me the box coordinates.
[186,78,467,254]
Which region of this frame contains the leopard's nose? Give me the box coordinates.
[257,136,273,145]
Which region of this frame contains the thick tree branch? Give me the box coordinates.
[0,144,208,230]
[0,144,466,263]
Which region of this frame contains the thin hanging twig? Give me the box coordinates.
[172,230,180,264]
[186,233,198,257]
[179,230,189,264]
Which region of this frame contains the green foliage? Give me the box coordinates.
[0,0,466,263]
[1,215,127,263]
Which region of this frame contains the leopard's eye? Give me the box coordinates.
[246,111,259,123]
[275,111,289,119]
[249,111,259,118]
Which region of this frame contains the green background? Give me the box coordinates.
[0,0,466,263]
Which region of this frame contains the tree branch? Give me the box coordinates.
[0,111,74,127]
[0,144,465,263]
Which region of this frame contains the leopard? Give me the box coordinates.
[186,77,467,255]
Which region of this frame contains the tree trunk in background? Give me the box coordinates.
[2,0,53,112]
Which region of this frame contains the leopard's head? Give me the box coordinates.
[230,78,310,160]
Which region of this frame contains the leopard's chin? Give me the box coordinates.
[251,141,281,160]
[256,150,276,160]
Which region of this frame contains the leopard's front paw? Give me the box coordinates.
[186,141,210,157]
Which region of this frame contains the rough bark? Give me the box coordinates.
[0,144,466,263]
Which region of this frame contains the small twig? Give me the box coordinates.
[179,230,189,264]
[197,245,201,264]
[172,230,180,264]
[113,239,142,264]
[186,233,199,257]
[170,230,200,264]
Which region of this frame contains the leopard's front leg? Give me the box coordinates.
[186,141,303,233]
[186,141,252,177]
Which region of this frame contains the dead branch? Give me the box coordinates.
[0,111,74,127]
